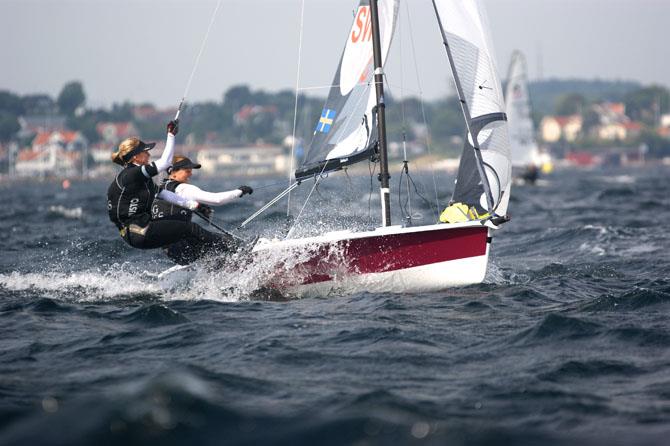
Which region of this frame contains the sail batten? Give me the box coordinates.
[295,0,399,181]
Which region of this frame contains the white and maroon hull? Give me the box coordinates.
[252,221,493,297]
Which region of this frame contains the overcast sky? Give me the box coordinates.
[2,0,668,108]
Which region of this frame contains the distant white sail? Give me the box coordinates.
[505,50,539,167]
[295,0,399,180]
[432,0,512,216]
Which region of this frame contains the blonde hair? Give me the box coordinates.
[172,155,188,165]
[168,155,188,177]
[111,137,140,166]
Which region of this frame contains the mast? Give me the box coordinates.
[369,0,392,227]
[430,0,496,213]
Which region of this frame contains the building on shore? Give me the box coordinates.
[14,131,87,178]
[196,145,293,177]
[540,115,583,143]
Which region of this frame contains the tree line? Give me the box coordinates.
[2,79,670,157]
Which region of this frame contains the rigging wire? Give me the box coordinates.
[286,164,328,239]
[404,2,442,220]
[253,180,296,191]
[176,0,225,119]
[287,0,306,217]
[395,7,418,225]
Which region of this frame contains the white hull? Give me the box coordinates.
[252,221,494,298]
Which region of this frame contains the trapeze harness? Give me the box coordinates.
[152,179,193,222]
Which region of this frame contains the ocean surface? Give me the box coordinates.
[0,166,669,445]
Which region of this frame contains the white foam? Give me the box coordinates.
[601,174,635,184]
[583,224,610,236]
[578,242,606,256]
[0,268,163,301]
[47,205,83,219]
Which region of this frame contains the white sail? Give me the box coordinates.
[505,50,539,167]
[432,0,512,216]
[295,0,399,180]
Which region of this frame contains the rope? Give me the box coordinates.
[405,3,441,220]
[285,164,328,239]
[288,0,306,217]
[397,12,415,223]
[178,0,225,110]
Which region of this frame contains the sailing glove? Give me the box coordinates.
[238,185,253,196]
[167,119,179,135]
[198,204,213,219]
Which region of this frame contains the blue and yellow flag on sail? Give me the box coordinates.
[315,109,336,134]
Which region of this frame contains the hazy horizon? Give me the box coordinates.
[2,0,668,108]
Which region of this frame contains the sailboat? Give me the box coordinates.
[244,0,512,297]
[505,50,551,184]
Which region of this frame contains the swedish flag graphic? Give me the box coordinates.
[316,109,336,134]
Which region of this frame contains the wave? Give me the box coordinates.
[124,304,190,326]
[538,359,645,382]
[511,314,603,345]
[0,368,595,446]
[580,282,670,312]
[597,186,636,200]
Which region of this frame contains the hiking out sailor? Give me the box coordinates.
[152,155,254,264]
[106,120,227,256]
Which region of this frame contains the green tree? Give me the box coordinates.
[0,111,20,142]
[637,129,670,158]
[624,85,670,126]
[554,93,586,115]
[0,91,24,114]
[222,85,251,112]
[67,112,101,143]
[22,94,57,115]
[581,109,601,136]
[57,81,86,116]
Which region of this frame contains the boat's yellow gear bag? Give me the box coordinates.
[439,202,489,223]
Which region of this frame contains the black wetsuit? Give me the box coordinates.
[150,178,239,265]
[152,179,193,222]
[107,164,225,255]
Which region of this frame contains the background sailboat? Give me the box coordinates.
[247,0,512,297]
[505,50,552,184]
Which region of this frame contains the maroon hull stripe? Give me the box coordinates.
[272,226,489,287]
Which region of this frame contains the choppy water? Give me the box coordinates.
[1,167,669,445]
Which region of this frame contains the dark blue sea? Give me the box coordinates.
[1,166,669,445]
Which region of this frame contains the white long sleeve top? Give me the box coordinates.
[157,189,199,210]
[154,133,175,173]
[173,183,243,206]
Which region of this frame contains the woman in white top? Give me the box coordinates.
[152,155,253,264]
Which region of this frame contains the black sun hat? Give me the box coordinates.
[122,140,156,163]
[171,156,202,171]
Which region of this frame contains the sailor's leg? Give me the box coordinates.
[190,224,240,250]
[140,219,238,262]
[141,219,195,249]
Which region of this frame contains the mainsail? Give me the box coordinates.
[505,50,539,167]
[432,0,512,216]
[295,0,399,180]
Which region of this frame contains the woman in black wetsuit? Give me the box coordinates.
[106,120,227,253]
